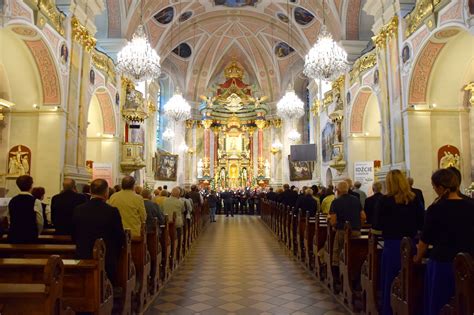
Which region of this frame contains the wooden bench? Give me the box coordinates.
[390,237,426,315]
[440,252,474,315]
[323,223,337,292]
[0,239,113,315]
[304,213,316,271]
[0,255,67,315]
[114,230,135,315]
[160,215,171,282]
[291,207,298,256]
[360,231,383,315]
[131,223,151,314]
[147,218,162,296]
[296,208,306,262]
[286,206,293,250]
[339,222,369,311]
[313,213,328,281]
[0,234,72,244]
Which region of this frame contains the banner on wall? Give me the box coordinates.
[354,161,375,195]
[92,163,113,186]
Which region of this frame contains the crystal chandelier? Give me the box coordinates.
[117,25,161,82]
[163,127,175,141]
[288,129,301,142]
[164,89,191,122]
[303,25,349,81]
[276,86,305,120]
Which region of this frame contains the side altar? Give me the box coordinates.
[196,60,270,188]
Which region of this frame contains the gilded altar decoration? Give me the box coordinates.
[372,16,399,49]
[7,145,32,177]
[121,81,148,124]
[349,51,377,83]
[71,16,96,52]
[198,59,269,187]
[464,82,474,106]
[92,50,116,83]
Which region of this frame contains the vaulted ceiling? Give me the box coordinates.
[97,0,373,103]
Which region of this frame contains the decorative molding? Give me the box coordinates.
[95,91,116,134]
[71,16,96,52]
[372,16,399,48]
[92,49,116,83]
[404,0,445,37]
[349,51,377,83]
[24,0,66,35]
[350,90,371,133]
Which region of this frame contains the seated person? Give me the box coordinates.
[72,179,125,285]
[51,178,88,235]
[8,175,44,243]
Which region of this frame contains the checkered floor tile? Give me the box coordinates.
[145,216,350,315]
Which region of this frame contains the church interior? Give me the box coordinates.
[0,0,473,314]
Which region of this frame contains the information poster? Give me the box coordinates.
[92,163,113,186]
[354,161,375,195]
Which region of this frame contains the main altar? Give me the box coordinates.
[197,60,270,188]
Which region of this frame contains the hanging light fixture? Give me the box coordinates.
[117,1,161,82]
[163,88,191,122]
[276,85,305,120]
[276,0,305,122]
[288,129,301,142]
[163,127,175,141]
[303,0,348,81]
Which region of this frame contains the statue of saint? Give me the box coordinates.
[242,168,248,183]
[197,159,203,178]
[264,159,271,178]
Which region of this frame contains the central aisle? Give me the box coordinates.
[146,216,349,315]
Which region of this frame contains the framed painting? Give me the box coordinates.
[154,151,178,181]
[289,156,312,181]
[322,122,335,162]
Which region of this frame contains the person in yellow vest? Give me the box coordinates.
[108,176,146,237]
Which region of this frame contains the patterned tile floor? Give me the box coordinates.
[146,216,350,315]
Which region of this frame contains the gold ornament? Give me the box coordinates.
[349,51,377,83]
[464,82,474,106]
[405,0,441,37]
[92,50,116,83]
[71,16,96,52]
[372,16,399,49]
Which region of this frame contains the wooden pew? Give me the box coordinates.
[0,255,66,315]
[0,234,72,244]
[291,207,298,256]
[322,223,337,292]
[313,213,328,281]
[304,212,316,270]
[147,218,161,296]
[131,223,151,314]
[0,239,113,315]
[390,237,425,315]
[160,215,171,282]
[339,222,369,311]
[440,252,474,315]
[296,208,306,262]
[360,232,383,315]
[168,213,178,271]
[286,206,292,250]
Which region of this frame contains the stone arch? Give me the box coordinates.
[88,87,117,136]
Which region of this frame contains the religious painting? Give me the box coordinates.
[172,43,192,58]
[289,157,312,181]
[179,11,193,22]
[373,69,379,85]
[277,12,289,23]
[154,7,174,24]
[154,151,178,181]
[346,92,351,105]
[225,135,243,153]
[294,7,314,26]
[115,92,120,106]
[60,42,68,64]
[214,0,259,7]
[322,122,335,162]
[402,45,411,63]
[89,69,95,85]
[7,145,31,177]
[275,42,294,58]
[437,145,461,170]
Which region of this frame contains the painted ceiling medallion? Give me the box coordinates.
[154,7,174,24]
[214,0,259,7]
[294,7,314,26]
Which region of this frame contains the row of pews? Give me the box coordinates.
[261,200,474,315]
[0,204,209,315]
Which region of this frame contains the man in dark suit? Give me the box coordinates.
[51,178,88,235]
[266,187,278,201]
[408,177,425,209]
[280,184,298,208]
[364,181,383,225]
[72,179,125,285]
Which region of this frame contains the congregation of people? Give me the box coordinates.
[2,166,473,315]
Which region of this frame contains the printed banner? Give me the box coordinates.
[92,163,113,186]
[354,161,375,195]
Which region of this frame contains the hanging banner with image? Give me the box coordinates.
[92,163,113,186]
[354,161,375,195]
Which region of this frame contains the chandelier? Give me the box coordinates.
[117,25,161,82]
[288,129,301,142]
[164,89,191,122]
[303,25,349,82]
[276,86,305,120]
[163,127,175,141]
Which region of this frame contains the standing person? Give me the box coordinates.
[374,170,424,315]
[321,185,335,214]
[329,181,365,287]
[280,184,298,208]
[414,169,474,315]
[345,178,360,200]
[207,191,218,222]
[108,176,146,237]
[154,190,169,208]
[222,189,233,217]
[353,181,368,208]
[141,189,165,232]
[72,179,125,285]
[7,175,44,243]
[162,187,186,260]
[311,185,321,213]
[32,187,51,228]
[189,185,202,209]
[294,188,318,217]
[266,187,278,201]
[51,178,87,235]
[364,181,383,225]
[82,184,91,200]
[408,177,426,209]
[447,166,472,200]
